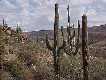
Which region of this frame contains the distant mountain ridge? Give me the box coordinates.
[88,24,106,32]
[27,24,106,44]
[88,24,106,44]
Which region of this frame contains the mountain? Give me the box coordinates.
[88,24,106,32]
[88,24,106,44]
[28,30,54,41]
[27,24,106,44]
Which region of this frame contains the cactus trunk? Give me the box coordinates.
[82,14,88,80]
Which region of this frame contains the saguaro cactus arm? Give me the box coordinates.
[70,30,75,41]
[73,20,81,55]
[46,34,53,51]
[58,41,66,53]
[61,26,64,37]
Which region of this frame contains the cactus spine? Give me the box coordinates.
[46,3,65,80]
[82,14,88,80]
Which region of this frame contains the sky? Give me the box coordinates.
[0,0,106,31]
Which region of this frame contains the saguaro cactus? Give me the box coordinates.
[61,4,80,56]
[61,21,80,56]
[2,19,8,28]
[16,24,22,42]
[3,19,5,26]
[82,14,88,80]
[46,3,65,80]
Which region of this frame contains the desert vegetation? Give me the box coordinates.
[0,3,106,80]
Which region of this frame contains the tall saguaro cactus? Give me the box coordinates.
[61,4,80,56]
[46,3,65,80]
[82,14,88,80]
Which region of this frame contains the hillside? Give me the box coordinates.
[89,40,106,58]
[88,24,106,44]
[1,24,106,80]
[26,24,106,59]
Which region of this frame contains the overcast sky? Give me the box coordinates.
[0,0,106,31]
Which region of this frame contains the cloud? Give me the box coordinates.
[102,0,106,2]
[0,0,106,31]
[70,0,96,5]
